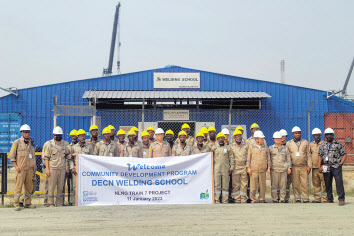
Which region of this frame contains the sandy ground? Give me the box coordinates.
[1,198,354,236]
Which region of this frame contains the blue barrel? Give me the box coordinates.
[0,113,22,165]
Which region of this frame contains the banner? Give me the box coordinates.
[77,153,213,206]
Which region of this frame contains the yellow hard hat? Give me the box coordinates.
[141,131,149,137]
[89,125,99,131]
[131,126,139,132]
[181,123,190,130]
[147,126,155,132]
[216,132,226,139]
[77,129,86,136]
[127,130,136,136]
[165,129,174,136]
[117,129,126,136]
[233,129,242,136]
[236,126,243,131]
[200,127,208,134]
[208,126,216,132]
[178,131,187,137]
[102,127,111,135]
[69,129,77,136]
[196,132,204,138]
[250,123,259,130]
[108,125,115,130]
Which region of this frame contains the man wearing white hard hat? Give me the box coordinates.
[221,128,230,145]
[9,124,36,211]
[269,131,291,203]
[318,128,347,206]
[147,128,171,158]
[246,130,270,203]
[42,126,72,207]
[309,128,326,203]
[279,129,291,202]
[286,126,310,203]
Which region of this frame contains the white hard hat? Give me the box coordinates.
[53,126,63,135]
[273,131,282,139]
[20,124,31,132]
[279,129,288,136]
[324,128,335,134]
[155,128,164,135]
[254,130,265,138]
[312,128,322,135]
[292,126,301,133]
[221,128,230,135]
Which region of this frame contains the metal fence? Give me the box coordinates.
[0,109,353,205]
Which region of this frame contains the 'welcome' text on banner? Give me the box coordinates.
[77,153,213,206]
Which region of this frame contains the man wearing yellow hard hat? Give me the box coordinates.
[246,123,267,146]
[211,132,235,203]
[230,129,249,203]
[94,127,119,157]
[199,127,209,145]
[140,131,150,158]
[107,125,118,142]
[116,129,127,157]
[146,126,156,143]
[130,126,141,145]
[165,129,175,149]
[207,126,217,149]
[172,131,192,156]
[86,124,100,145]
[124,130,143,158]
[175,123,195,147]
[66,129,79,205]
[192,132,211,154]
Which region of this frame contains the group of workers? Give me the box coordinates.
[9,122,347,210]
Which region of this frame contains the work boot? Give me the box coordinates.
[272,200,278,203]
[14,207,21,211]
[339,200,345,206]
[19,202,24,207]
[284,200,289,203]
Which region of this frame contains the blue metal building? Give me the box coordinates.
[0,65,353,153]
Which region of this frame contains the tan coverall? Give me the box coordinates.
[124,142,143,158]
[247,144,270,203]
[172,143,193,156]
[310,140,326,202]
[283,141,292,202]
[211,143,235,203]
[117,141,127,157]
[142,144,150,158]
[192,144,211,154]
[43,139,71,206]
[147,141,172,158]
[207,139,216,150]
[246,136,267,146]
[230,141,249,203]
[286,139,311,202]
[85,137,101,146]
[269,145,291,202]
[10,137,36,208]
[70,142,94,205]
[175,136,196,147]
[94,140,119,157]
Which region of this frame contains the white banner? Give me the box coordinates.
[77,153,213,206]
[153,72,200,88]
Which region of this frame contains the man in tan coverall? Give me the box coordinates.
[269,131,291,203]
[286,126,311,203]
[247,130,270,203]
[211,132,234,204]
[43,126,72,207]
[172,131,193,156]
[10,124,36,211]
[124,130,143,157]
[148,128,171,158]
[230,129,249,203]
[141,131,150,158]
[310,128,327,203]
[192,132,211,154]
[94,127,119,157]
[174,123,195,147]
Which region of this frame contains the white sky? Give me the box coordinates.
[0,0,353,97]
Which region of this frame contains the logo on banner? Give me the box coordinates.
[83,191,98,203]
[200,190,210,200]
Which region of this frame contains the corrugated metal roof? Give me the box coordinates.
[82,90,271,99]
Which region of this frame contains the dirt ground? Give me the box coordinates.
[1,198,354,235]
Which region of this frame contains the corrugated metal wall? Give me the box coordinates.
[0,66,353,148]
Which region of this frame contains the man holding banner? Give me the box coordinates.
[211,132,235,204]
